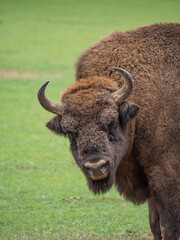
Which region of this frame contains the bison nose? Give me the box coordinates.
[84,160,110,180]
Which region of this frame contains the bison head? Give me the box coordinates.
[38,68,140,194]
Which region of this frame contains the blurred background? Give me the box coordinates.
[0,0,179,239]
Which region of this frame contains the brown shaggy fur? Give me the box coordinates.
[44,23,180,240]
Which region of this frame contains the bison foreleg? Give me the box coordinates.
[148,198,162,240]
[160,211,180,240]
[161,228,180,240]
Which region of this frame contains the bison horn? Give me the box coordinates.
[37,80,63,115]
[112,67,133,104]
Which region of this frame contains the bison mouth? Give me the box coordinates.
[87,172,114,194]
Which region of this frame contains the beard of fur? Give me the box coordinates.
[86,170,115,194]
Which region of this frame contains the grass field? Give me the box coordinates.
[0,0,180,239]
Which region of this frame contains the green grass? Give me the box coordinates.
[0,0,180,239]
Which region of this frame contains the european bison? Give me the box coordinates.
[38,23,180,240]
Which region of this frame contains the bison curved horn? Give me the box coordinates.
[112,67,133,104]
[37,81,63,115]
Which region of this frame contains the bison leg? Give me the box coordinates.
[148,198,162,240]
[162,229,180,240]
[160,211,180,240]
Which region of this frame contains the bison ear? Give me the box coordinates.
[46,116,64,135]
[118,101,140,128]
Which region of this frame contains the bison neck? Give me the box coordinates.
[115,119,149,204]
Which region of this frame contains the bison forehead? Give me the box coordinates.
[62,88,117,117]
[60,77,119,131]
[64,89,102,110]
[61,76,119,116]
[61,99,118,134]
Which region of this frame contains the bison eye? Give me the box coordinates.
[68,133,77,146]
[107,123,118,142]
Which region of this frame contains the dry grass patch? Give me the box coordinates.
[0,69,62,80]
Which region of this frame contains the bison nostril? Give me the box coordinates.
[100,163,108,173]
[86,167,93,175]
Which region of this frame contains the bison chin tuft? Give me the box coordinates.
[87,173,114,194]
